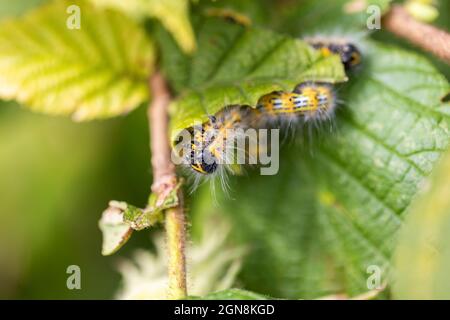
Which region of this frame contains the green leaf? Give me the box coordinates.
[193,0,270,26]
[121,202,162,231]
[192,41,450,298]
[99,181,182,254]
[147,180,182,210]
[124,181,182,231]
[393,150,450,299]
[276,0,392,34]
[0,0,45,18]
[156,17,346,141]
[191,288,271,300]
[99,202,133,256]
[90,0,196,53]
[0,0,154,121]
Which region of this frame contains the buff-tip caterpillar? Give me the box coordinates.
[174,81,337,180]
[305,37,362,71]
[256,81,337,125]
[174,104,263,181]
[172,37,362,181]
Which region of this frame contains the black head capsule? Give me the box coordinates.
[306,39,362,71]
[190,149,218,175]
[340,43,362,70]
[191,160,218,175]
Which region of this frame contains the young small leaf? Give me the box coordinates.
[124,182,182,231]
[99,181,182,254]
[99,202,133,256]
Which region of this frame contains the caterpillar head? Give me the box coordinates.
[339,43,361,70]
[307,38,362,71]
[190,148,218,175]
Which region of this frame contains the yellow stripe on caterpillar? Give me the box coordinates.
[256,82,336,121]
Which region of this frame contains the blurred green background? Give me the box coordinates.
[0,0,157,299]
[0,101,157,299]
[2,102,151,299]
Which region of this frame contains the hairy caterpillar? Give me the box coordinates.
[305,38,362,70]
[175,81,337,179]
[170,27,362,181]
[256,81,336,123]
[176,105,262,176]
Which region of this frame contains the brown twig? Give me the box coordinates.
[383,5,450,64]
[148,72,187,300]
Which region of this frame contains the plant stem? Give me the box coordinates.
[165,205,187,299]
[384,5,450,64]
[148,72,187,299]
